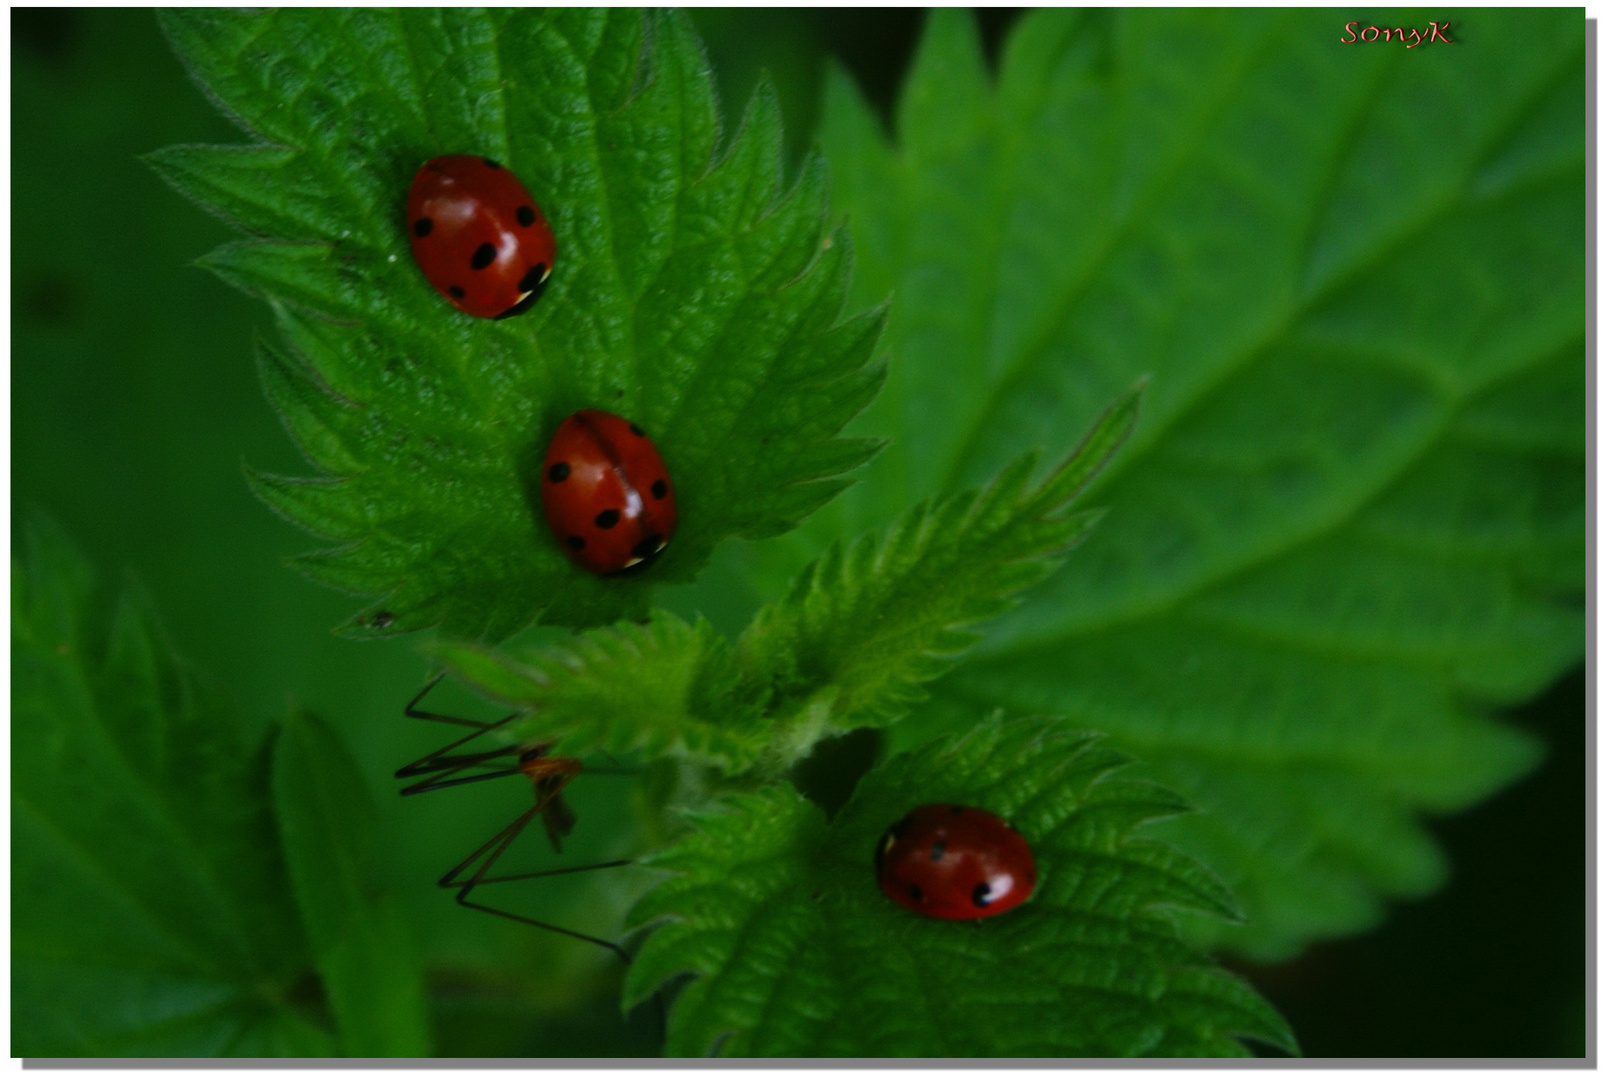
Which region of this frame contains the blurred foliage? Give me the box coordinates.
[11,7,1584,1059]
[14,513,327,1056]
[273,708,431,1055]
[803,6,1583,962]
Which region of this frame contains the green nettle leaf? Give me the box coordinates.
[435,611,758,766]
[623,717,1297,1056]
[813,8,1583,959]
[272,709,432,1056]
[433,390,1138,772]
[151,8,884,640]
[12,514,331,1056]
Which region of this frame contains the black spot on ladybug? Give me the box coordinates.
[594,509,621,529]
[907,883,923,902]
[930,840,945,861]
[567,536,585,550]
[651,479,669,499]
[448,285,466,299]
[482,157,502,169]
[972,882,993,907]
[950,805,965,815]
[547,462,571,482]
[629,423,646,437]
[413,217,433,237]
[516,205,536,227]
[470,243,496,270]
[631,535,664,559]
[495,267,548,319]
[371,611,394,629]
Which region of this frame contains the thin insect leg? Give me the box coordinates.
[438,806,538,890]
[394,713,519,780]
[438,757,582,867]
[464,859,633,886]
[395,679,543,797]
[391,718,516,779]
[399,764,527,797]
[456,896,633,967]
[396,747,521,780]
[444,805,634,966]
[405,671,520,731]
[403,702,654,1000]
[399,730,630,784]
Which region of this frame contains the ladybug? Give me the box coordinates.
[540,410,678,575]
[875,804,1036,920]
[406,154,556,319]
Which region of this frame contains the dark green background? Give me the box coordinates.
[11,8,1584,1057]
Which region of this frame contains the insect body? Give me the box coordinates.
[875,804,1037,920]
[394,676,631,961]
[406,154,556,319]
[541,410,677,574]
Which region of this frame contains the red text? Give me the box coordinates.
[1341,21,1455,47]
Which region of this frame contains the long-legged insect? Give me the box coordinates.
[395,674,637,966]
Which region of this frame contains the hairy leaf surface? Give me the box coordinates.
[153,8,883,640]
[435,392,1137,772]
[624,717,1296,1056]
[813,8,1582,958]
[434,612,759,766]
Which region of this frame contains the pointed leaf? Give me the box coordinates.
[273,708,431,1056]
[433,612,760,766]
[435,392,1137,772]
[626,716,1296,1057]
[13,512,329,1056]
[817,6,1583,959]
[156,8,884,640]
[736,387,1140,751]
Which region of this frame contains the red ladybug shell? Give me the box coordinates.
[407,155,556,319]
[875,805,1036,920]
[540,410,678,575]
